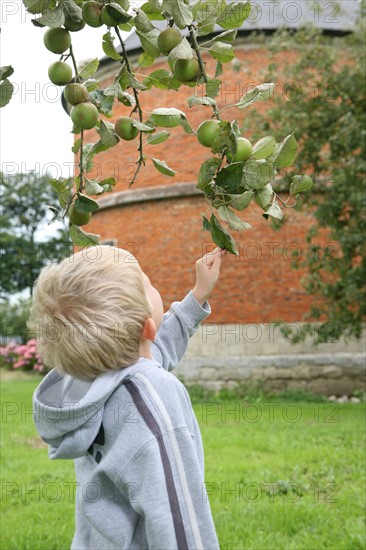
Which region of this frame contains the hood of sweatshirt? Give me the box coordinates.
[33,357,161,460]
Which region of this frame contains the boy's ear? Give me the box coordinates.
[142,317,156,342]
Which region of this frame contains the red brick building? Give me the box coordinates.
[72,2,365,392]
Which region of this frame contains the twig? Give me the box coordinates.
[115,26,145,187]
[274,190,297,208]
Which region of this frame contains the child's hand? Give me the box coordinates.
[192,247,227,306]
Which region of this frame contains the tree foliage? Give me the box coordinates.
[7,0,314,250]
[242,19,366,343]
[0,171,71,296]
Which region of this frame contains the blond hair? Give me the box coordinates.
[28,246,152,380]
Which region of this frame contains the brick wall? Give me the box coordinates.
[82,42,332,324]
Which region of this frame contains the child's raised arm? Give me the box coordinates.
[151,248,226,371]
[192,247,227,306]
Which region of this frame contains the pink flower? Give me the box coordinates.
[13,359,26,369]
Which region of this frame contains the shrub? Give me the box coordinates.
[0,339,46,373]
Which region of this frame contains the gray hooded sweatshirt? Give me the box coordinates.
[33,291,220,550]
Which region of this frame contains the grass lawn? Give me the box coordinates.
[1,375,365,550]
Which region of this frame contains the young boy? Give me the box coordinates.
[31,245,225,550]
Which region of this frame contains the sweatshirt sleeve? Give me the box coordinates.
[151,291,211,371]
[117,430,220,550]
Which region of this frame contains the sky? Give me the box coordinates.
[1,1,139,303]
[0,0,133,179]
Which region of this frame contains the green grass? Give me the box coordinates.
[1,377,365,550]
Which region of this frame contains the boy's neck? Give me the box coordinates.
[139,338,153,361]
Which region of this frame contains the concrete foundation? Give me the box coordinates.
[174,324,366,395]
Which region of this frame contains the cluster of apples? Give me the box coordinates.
[44,28,99,131]
[81,0,126,28]
[197,120,253,161]
[157,27,201,84]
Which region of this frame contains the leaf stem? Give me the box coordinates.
[188,25,221,121]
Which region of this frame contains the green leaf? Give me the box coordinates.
[202,215,211,232]
[84,79,99,92]
[193,0,225,34]
[216,204,251,231]
[226,190,253,211]
[84,139,109,159]
[143,69,180,91]
[210,29,237,43]
[210,120,236,155]
[60,0,83,21]
[148,0,161,11]
[254,184,273,209]
[167,38,194,63]
[132,120,155,132]
[72,138,82,155]
[75,193,99,213]
[263,198,283,220]
[162,0,193,29]
[150,108,182,127]
[134,8,154,32]
[99,177,117,192]
[140,2,165,20]
[104,81,122,98]
[136,29,160,58]
[208,41,235,63]
[59,191,72,209]
[78,58,99,80]
[214,162,244,193]
[197,158,221,188]
[242,161,275,190]
[217,1,251,29]
[206,78,222,99]
[272,133,298,169]
[0,66,14,81]
[32,5,65,27]
[88,90,115,115]
[151,158,176,177]
[215,61,223,77]
[70,225,100,247]
[117,22,134,31]
[236,83,275,109]
[102,32,121,61]
[119,65,147,91]
[23,0,55,14]
[118,91,135,106]
[105,2,131,24]
[145,131,170,145]
[31,18,46,27]
[99,120,120,147]
[252,136,276,160]
[85,179,105,195]
[48,177,69,194]
[149,107,193,133]
[293,194,303,212]
[203,214,239,255]
[138,52,156,68]
[290,174,313,195]
[187,95,217,108]
[0,80,14,108]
